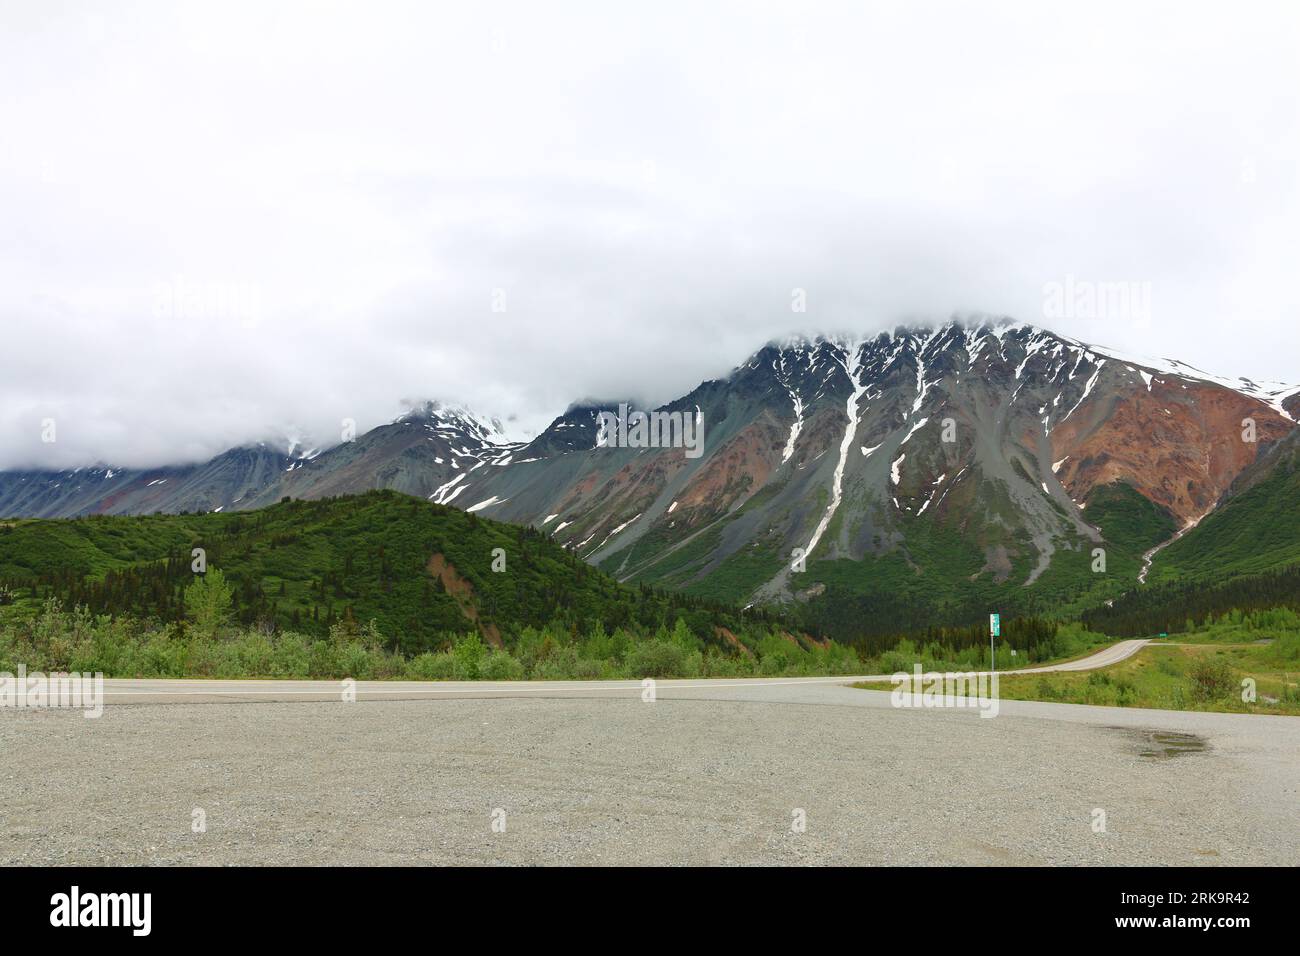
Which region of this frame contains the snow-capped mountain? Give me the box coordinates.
[0,401,519,518]
[2,318,1295,625]
[421,318,1296,620]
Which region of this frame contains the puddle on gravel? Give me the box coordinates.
[1138,731,1209,759]
[1109,728,1209,760]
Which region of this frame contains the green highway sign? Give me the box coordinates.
[989,613,1001,638]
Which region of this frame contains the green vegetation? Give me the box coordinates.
[796,525,1138,643]
[0,597,861,680]
[679,538,786,604]
[994,609,1300,715]
[798,518,1010,642]
[617,524,725,589]
[0,491,808,656]
[1082,481,1178,558]
[1072,450,1300,639]
[848,620,1110,675]
[184,567,233,638]
[6,484,1300,707]
[0,491,865,678]
[1149,444,1300,583]
[1082,563,1300,637]
[851,610,1300,716]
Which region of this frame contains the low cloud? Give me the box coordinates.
[2,1,1297,469]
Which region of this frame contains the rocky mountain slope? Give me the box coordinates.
[0,402,515,519]
[445,321,1295,614]
[3,319,1295,629]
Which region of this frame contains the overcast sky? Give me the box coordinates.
[2,0,1298,469]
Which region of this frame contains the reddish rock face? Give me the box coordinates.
[670,419,782,520]
[1052,378,1292,523]
[553,446,690,536]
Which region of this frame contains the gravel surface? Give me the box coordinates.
[2,686,1297,866]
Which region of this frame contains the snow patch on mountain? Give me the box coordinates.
[803,340,868,561]
[1060,360,1106,424]
[775,351,805,465]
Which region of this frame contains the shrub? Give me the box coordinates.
[624,639,686,678]
[479,649,525,681]
[232,632,275,675]
[308,640,339,678]
[756,631,803,674]
[184,568,233,639]
[702,652,754,677]
[879,650,916,675]
[1188,655,1235,702]
[339,642,375,679]
[406,652,456,680]
[271,632,311,677]
[1274,633,1300,662]
[568,656,607,680]
[452,632,486,679]
[530,652,571,680]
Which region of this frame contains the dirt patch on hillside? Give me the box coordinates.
[784,629,830,651]
[426,553,503,648]
[714,626,755,657]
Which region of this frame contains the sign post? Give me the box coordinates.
[989,613,1000,673]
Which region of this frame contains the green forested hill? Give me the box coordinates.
[1083,481,1178,559]
[1078,436,1300,636]
[1149,435,1300,582]
[0,491,794,656]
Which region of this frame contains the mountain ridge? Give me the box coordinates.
[4,317,1295,632]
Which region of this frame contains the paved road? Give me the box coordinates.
[3,638,1297,866]
[87,638,1152,704]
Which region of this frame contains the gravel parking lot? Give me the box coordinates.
[2,682,1297,865]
